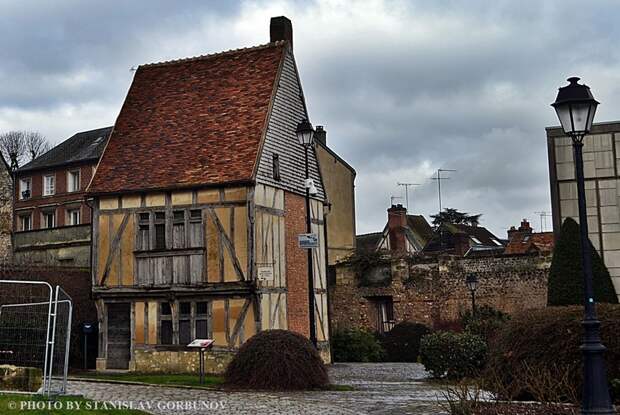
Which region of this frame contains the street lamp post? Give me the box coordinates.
[551,77,614,415]
[466,273,478,317]
[296,119,318,347]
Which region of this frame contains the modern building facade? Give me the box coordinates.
[547,121,620,300]
[87,17,336,372]
[12,127,111,267]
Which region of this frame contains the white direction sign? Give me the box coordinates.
[298,233,319,249]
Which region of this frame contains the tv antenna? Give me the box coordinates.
[534,211,552,232]
[397,182,420,210]
[431,169,456,213]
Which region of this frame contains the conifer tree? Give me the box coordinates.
[548,217,618,306]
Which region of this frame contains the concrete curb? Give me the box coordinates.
[67,377,220,391]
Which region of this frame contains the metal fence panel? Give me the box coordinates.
[0,280,72,395]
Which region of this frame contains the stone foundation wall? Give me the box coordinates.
[330,254,551,331]
[131,348,235,375]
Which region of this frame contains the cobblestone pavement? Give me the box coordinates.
[67,363,448,414]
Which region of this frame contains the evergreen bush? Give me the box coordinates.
[460,305,509,342]
[419,331,487,379]
[379,321,431,362]
[224,330,329,390]
[331,328,385,362]
[548,218,618,306]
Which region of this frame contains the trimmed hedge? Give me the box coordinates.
[420,331,487,379]
[224,330,328,390]
[379,321,431,362]
[548,218,618,306]
[484,305,620,403]
[332,328,385,362]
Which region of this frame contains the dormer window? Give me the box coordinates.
[272,153,281,181]
[19,178,31,200]
[43,174,55,196]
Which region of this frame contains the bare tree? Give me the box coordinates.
[0,130,50,170]
[0,131,26,170]
[24,132,50,162]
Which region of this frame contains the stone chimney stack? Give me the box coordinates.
[387,204,408,252]
[315,126,326,146]
[270,16,293,48]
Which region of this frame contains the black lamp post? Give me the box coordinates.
[466,273,478,317]
[551,77,614,415]
[296,119,317,347]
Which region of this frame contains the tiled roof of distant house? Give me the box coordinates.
[18,126,112,172]
[356,232,383,253]
[88,42,287,195]
[505,232,555,255]
[424,223,505,255]
[407,215,434,246]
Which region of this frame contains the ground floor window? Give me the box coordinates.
[369,296,394,334]
[158,300,209,345]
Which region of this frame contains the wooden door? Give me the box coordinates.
[107,303,130,369]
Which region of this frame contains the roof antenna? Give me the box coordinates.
[534,211,551,232]
[397,182,420,211]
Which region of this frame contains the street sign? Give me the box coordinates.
[257,266,274,281]
[187,339,214,349]
[298,233,319,249]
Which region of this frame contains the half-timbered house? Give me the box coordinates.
[87,17,332,371]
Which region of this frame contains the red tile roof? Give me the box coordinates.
[88,42,286,195]
[505,232,555,255]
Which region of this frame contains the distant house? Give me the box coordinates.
[12,126,112,266]
[87,17,337,372]
[504,219,554,255]
[423,223,505,257]
[356,204,433,254]
[314,126,356,264]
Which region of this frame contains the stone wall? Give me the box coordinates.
[132,348,234,375]
[329,253,551,331]
[0,160,12,260]
[13,224,91,267]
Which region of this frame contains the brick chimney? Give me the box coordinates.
[453,232,471,256]
[270,16,293,48]
[315,126,326,146]
[387,204,408,252]
[507,218,533,242]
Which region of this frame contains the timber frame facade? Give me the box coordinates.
[88,19,332,372]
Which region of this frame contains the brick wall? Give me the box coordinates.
[14,163,94,231]
[284,191,310,337]
[329,254,551,331]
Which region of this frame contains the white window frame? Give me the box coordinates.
[19,213,32,231]
[43,174,55,196]
[67,169,80,193]
[41,210,56,229]
[67,208,80,226]
[19,178,32,200]
[470,236,482,244]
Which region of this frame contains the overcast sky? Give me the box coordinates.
[2,0,620,237]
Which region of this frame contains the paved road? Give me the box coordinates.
[67,363,448,414]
